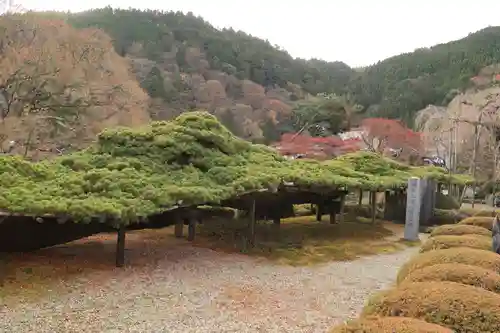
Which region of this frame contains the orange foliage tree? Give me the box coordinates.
[0,14,150,158]
[360,118,423,162]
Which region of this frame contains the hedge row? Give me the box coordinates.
[429,224,491,237]
[458,216,494,230]
[419,234,491,253]
[429,207,498,226]
[329,215,500,332]
[329,316,453,333]
[397,247,500,283]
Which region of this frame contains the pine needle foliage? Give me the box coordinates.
[0,112,471,224]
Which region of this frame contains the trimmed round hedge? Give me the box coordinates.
[397,247,500,283]
[429,224,490,237]
[329,316,453,333]
[419,234,491,253]
[399,263,500,293]
[428,209,467,225]
[460,207,496,217]
[473,210,497,217]
[458,216,494,230]
[362,281,500,333]
[435,193,459,210]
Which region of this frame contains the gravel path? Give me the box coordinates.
[1,236,421,333]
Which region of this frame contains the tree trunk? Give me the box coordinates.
[370,191,377,224]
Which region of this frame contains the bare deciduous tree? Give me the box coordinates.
[0,14,150,158]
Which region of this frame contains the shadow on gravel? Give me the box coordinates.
[0,215,419,305]
[0,228,194,304]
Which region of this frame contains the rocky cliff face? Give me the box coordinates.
[416,64,500,176]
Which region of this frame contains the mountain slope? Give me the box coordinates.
[63,8,500,128]
[350,26,500,123]
[66,7,354,96]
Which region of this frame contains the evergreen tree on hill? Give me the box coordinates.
[56,8,500,127]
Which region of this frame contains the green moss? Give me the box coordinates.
[0,112,471,224]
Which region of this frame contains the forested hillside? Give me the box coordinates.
[56,8,351,142]
[64,8,500,128]
[33,7,500,136]
[66,8,354,96]
[350,26,500,124]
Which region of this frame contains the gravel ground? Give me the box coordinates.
[0,235,421,333]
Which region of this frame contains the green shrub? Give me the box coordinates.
[344,204,381,218]
[428,209,468,225]
[419,235,491,253]
[435,193,459,210]
[363,281,500,333]
[400,263,500,293]
[329,316,453,333]
[429,224,490,237]
[397,248,500,283]
[460,207,496,217]
[473,210,497,217]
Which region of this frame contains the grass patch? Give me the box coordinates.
[195,215,419,266]
[294,204,315,216]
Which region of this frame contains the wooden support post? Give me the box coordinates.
[383,190,390,220]
[0,253,6,287]
[315,203,322,222]
[370,191,377,224]
[249,199,256,247]
[329,207,336,224]
[187,219,196,241]
[273,215,281,229]
[272,213,281,238]
[174,218,184,238]
[358,189,363,207]
[115,226,126,268]
[339,195,346,223]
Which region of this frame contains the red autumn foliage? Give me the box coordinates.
[272,133,362,159]
[360,118,422,159]
[271,118,422,161]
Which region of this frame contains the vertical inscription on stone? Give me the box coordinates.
[404,177,421,241]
